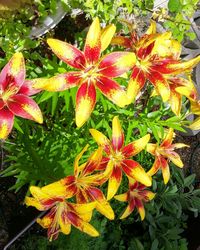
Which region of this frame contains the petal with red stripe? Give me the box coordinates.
[107,166,122,200]
[147,71,170,102]
[147,157,161,177]
[47,39,86,69]
[127,67,146,103]
[161,158,170,184]
[84,17,101,64]
[82,147,103,175]
[19,79,46,96]
[0,108,14,139]
[0,52,25,93]
[7,94,43,124]
[135,199,145,220]
[122,159,152,187]
[41,72,81,92]
[98,52,136,77]
[87,186,114,220]
[169,86,182,116]
[112,116,124,151]
[89,129,111,155]
[161,128,174,147]
[67,211,99,237]
[122,134,150,158]
[75,81,96,127]
[111,36,132,48]
[120,199,136,219]
[96,76,128,107]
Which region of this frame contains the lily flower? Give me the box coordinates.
[115,178,155,220]
[0,52,44,139]
[146,128,188,184]
[45,17,136,127]
[25,182,98,240]
[90,116,152,200]
[64,145,115,220]
[112,20,200,103]
[152,76,198,116]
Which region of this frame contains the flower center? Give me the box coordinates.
[81,65,98,80]
[109,150,124,165]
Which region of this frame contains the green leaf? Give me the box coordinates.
[168,0,182,12]
[151,239,159,250]
[184,174,196,187]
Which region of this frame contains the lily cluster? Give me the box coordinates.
[0,18,200,139]
[25,116,187,239]
[0,17,199,240]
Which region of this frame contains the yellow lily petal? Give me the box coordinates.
[189,117,200,130]
[74,144,89,174]
[101,24,116,52]
[145,20,156,35]
[122,134,150,158]
[89,128,110,147]
[112,116,124,150]
[167,55,200,74]
[107,166,122,200]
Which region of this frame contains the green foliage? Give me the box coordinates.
[164,0,199,41]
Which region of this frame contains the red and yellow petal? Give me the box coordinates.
[47,39,86,69]
[98,52,136,77]
[127,67,146,103]
[26,186,64,210]
[84,17,101,64]
[0,52,25,92]
[74,144,89,175]
[142,190,156,201]
[7,94,43,123]
[67,211,99,237]
[164,151,184,168]
[174,77,197,101]
[111,36,132,48]
[0,108,14,139]
[122,159,152,187]
[89,128,111,154]
[72,201,96,222]
[147,71,170,102]
[107,166,122,200]
[96,76,128,107]
[120,199,136,219]
[87,187,114,220]
[161,128,174,147]
[135,199,145,220]
[114,192,128,202]
[42,176,77,199]
[19,79,47,96]
[190,100,200,115]
[76,189,89,203]
[146,143,157,155]
[75,81,96,127]
[161,158,170,184]
[169,87,182,116]
[147,157,162,176]
[41,72,81,92]
[82,147,103,175]
[166,55,200,74]
[101,24,116,52]
[112,116,124,151]
[122,134,150,158]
